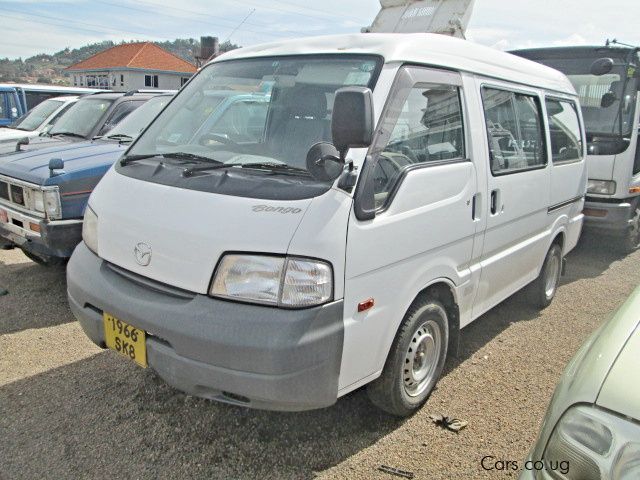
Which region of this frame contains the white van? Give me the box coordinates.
[67,33,587,416]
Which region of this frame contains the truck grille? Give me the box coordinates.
[9,184,25,206]
[0,181,8,201]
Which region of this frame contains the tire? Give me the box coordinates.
[620,207,640,254]
[22,250,66,267]
[367,296,449,417]
[529,243,563,309]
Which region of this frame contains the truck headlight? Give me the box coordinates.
[43,190,61,219]
[31,190,45,213]
[539,405,640,479]
[210,254,333,308]
[82,205,98,254]
[24,187,61,219]
[587,179,616,195]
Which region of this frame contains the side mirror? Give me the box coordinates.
[49,158,65,177]
[331,87,374,161]
[306,142,343,181]
[590,57,614,76]
[601,92,617,108]
[15,137,29,152]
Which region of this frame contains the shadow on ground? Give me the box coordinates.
[0,235,632,480]
[562,233,627,286]
[0,255,69,336]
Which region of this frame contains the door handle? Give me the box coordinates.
[490,189,499,215]
[471,193,481,220]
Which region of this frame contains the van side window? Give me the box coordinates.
[481,88,546,175]
[545,99,583,163]
[373,83,465,207]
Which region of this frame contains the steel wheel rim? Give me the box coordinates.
[403,319,442,397]
[545,253,560,298]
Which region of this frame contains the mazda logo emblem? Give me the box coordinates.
[134,242,152,266]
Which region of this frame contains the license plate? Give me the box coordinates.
[103,313,147,367]
[0,209,7,223]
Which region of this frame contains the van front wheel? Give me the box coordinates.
[367,297,448,417]
[529,243,563,309]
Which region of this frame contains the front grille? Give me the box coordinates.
[9,184,24,206]
[0,181,8,201]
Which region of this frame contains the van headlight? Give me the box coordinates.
[82,205,98,254]
[587,179,616,195]
[539,405,640,479]
[210,254,333,308]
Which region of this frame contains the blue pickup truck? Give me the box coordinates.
[0,94,172,264]
[0,90,269,264]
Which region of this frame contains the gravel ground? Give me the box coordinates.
[1,236,638,480]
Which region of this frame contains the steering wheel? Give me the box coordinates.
[198,133,237,146]
[400,146,419,164]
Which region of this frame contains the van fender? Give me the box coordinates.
[378,274,462,373]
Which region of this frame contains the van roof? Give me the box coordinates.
[214,33,576,95]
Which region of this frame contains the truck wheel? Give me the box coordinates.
[621,207,640,254]
[367,296,449,417]
[22,250,66,267]
[529,243,562,309]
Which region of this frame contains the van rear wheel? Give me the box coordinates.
[367,296,449,417]
[529,243,562,309]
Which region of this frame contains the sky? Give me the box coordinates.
[1,0,639,60]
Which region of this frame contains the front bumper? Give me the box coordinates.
[582,198,634,235]
[0,203,82,258]
[67,243,345,411]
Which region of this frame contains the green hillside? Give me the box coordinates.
[0,38,239,84]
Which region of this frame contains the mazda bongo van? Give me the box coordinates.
[67,33,587,416]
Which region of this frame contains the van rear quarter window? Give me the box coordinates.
[545,99,583,163]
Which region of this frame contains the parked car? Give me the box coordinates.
[0,96,79,155]
[520,285,640,480]
[0,93,173,265]
[67,33,587,415]
[0,83,100,125]
[16,91,161,153]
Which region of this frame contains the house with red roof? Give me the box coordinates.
[66,42,197,92]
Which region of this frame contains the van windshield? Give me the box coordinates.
[127,55,381,172]
[49,97,114,138]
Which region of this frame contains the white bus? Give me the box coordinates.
[67,33,586,415]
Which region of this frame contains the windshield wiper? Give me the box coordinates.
[121,151,219,166]
[182,161,311,178]
[103,133,134,143]
[50,132,86,139]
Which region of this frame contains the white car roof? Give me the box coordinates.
[49,95,80,102]
[213,33,576,95]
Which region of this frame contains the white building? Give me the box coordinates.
[66,42,196,92]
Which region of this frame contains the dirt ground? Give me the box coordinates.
[1,235,638,480]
